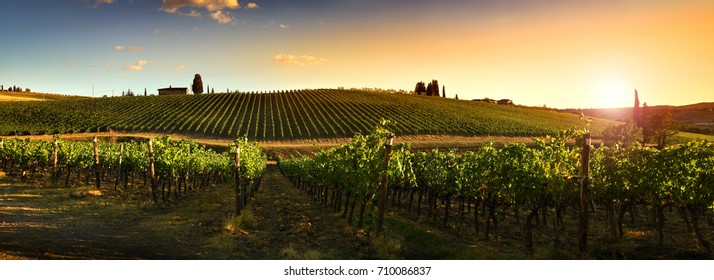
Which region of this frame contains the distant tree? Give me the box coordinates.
[426,80,439,97]
[144,88,147,96]
[442,85,445,98]
[602,123,643,147]
[206,84,210,94]
[645,109,677,149]
[1,85,3,91]
[415,81,426,95]
[211,88,215,94]
[192,74,204,94]
[455,94,459,100]
[122,91,125,97]
[25,88,30,93]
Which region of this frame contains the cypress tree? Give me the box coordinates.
[192,74,204,94]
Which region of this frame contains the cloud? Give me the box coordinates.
[162,0,240,12]
[154,28,161,34]
[274,54,328,67]
[123,60,148,72]
[280,24,290,29]
[115,45,143,51]
[159,6,178,13]
[92,0,114,8]
[161,0,258,24]
[183,9,202,17]
[210,10,233,24]
[174,65,187,71]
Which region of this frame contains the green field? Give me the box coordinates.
[0,89,615,139]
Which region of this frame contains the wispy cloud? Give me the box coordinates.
[92,0,114,8]
[123,60,148,72]
[274,54,328,67]
[174,65,187,71]
[245,3,258,9]
[115,45,143,51]
[210,10,232,24]
[280,24,290,30]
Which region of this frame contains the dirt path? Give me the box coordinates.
[0,164,367,259]
[229,163,368,259]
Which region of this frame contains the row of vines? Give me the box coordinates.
[279,124,714,254]
[0,136,266,207]
[0,89,613,140]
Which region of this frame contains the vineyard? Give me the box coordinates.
[0,136,266,208]
[279,123,714,255]
[0,89,617,140]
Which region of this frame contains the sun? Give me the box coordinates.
[594,76,631,108]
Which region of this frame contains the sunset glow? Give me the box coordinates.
[1,0,713,108]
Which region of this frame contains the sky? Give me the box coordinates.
[1,0,713,109]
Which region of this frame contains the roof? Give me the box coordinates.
[158,87,188,90]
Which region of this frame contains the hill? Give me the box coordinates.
[0,90,89,102]
[0,89,616,140]
[562,103,714,135]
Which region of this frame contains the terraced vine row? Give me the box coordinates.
[0,89,616,140]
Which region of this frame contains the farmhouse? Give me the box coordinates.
[497,99,513,105]
[158,86,188,95]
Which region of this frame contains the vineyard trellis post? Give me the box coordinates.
[376,134,394,235]
[93,137,100,189]
[148,140,157,204]
[234,146,243,215]
[52,139,58,183]
[115,143,123,190]
[579,132,591,254]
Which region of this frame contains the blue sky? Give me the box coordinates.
[2,0,713,108]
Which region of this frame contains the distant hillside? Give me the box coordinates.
[0,89,617,140]
[0,90,89,102]
[563,103,714,135]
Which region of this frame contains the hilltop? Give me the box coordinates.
[0,90,89,102]
[563,103,714,135]
[0,89,615,140]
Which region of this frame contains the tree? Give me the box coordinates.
[206,84,209,94]
[455,94,459,100]
[211,88,215,94]
[1,85,3,91]
[427,80,439,97]
[442,85,446,98]
[144,88,147,96]
[192,74,204,94]
[415,81,426,95]
[602,123,643,147]
[645,110,677,149]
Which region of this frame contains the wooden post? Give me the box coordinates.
[52,140,58,183]
[115,143,123,190]
[234,146,242,215]
[148,140,157,204]
[377,134,394,235]
[93,137,100,189]
[579,133,591,254]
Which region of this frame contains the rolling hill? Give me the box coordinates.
[0,89,616,140]
[563,103,714,135]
